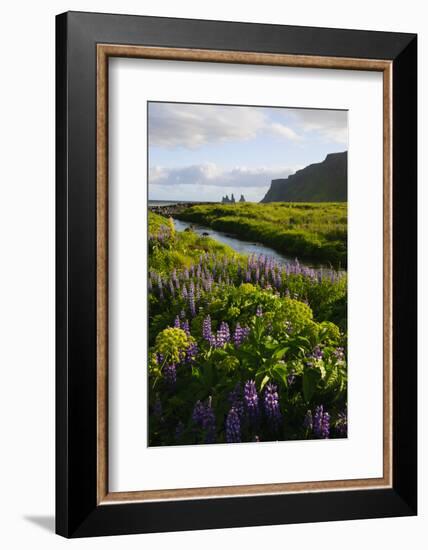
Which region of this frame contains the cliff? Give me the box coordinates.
[260,151,347,203]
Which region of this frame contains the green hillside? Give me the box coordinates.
[261,152,347,203]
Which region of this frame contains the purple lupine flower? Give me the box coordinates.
[306,346,323,367]
[181,284,188,300]
[206,273,214,291]
[174,315,181,329]
[228,383,244,419]
[333,347,345,361]
[228,383,241,406]
[169,280,175,296]
[185,341,198,363]
[313,405,330,439]
[163,363,177,387]
[157,275,164,299]
[243,380,259,420]
[303,410,313,431]
[192,397,216,443]
[181,318,190,336]
[336,410,347,436]
[263,383,281,427]
[233,323,250,347]
[188,282,196,317]
[312,346,324,360]
[256,305,263,317]
[225,407,241,443]
[202,315,212,343]
[287,374,296,386]
[216,321,230,347]
[192,400,205,424]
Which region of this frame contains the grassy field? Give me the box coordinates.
[175,202,347,268]
[147,211,347,446]
[149,212,238,274]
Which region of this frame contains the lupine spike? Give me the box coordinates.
[263,383,281,427]
[313,405,330,438]
[225,407,241,443]
[243,380,259,420]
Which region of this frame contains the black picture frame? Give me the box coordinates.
[56,11,417,538]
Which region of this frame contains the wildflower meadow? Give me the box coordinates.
[148,211,347,446]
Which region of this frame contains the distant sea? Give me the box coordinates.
[148,200,214,207]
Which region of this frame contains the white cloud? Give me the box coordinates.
[148,103,301,148]
[289,109,348,144]
[150,163,296,190]
[270,122,302,141]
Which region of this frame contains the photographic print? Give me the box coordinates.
[148,101,348,446]
[57,14,417,536]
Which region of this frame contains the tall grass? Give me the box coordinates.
[176,202,347,267]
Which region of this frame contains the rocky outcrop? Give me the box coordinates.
[222,194,236,204]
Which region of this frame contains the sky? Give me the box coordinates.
[148,102,348,203]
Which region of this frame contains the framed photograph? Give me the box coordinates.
[56,11,417,537]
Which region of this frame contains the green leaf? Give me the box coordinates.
[191,366,201,379]
[272,346,289,360]
[259,374,270,392]
[302,368,321,403]
[272,363,289,388]
[264,338,280,350]
[324,365,336,388]
[296,336,311,347]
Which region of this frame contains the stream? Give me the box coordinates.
[173,218,345,276]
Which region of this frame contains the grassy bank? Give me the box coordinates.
[149,211,238,274]
[175,202,347,268]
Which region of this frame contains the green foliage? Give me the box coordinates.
[147,209,348,446]
[154,327,193,364]
[176,202,347,267]
[149,211,238,274]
